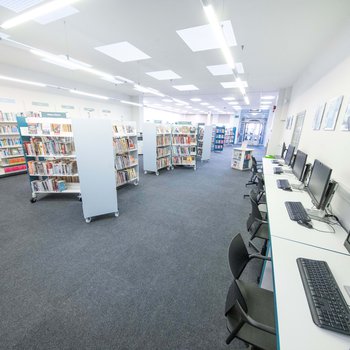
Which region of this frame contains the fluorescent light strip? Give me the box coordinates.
[0,75,46,87]
[121,100,143,107]
[244,96,250,105]
[1,0,79,29]
[172,98,189,105]
[70,89,109,100]
[261,95,275,100]
[134,84,165,97]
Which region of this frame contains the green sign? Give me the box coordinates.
[41,112,67,118]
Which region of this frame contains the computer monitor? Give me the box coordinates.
[281,142,287,158]
[284,145,295,166]
[307,160,332,210]
[292,150,308,181]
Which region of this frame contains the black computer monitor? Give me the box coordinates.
[281,142,287,158]
[284,145,295,166]
[307,160,332,210]
[292,150,308,181]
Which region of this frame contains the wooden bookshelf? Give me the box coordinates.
[0,111,27,176]
[112,121,139,187]
[17,116,81,202]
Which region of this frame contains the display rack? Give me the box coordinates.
[197,125,213,162]
[17,116,81,202]
[143,123,172,175]
[213,126,225,152]
[0,111,27,176]
[112,121,139,187]
[231,147,254,170]
[211,125,216,151]
[172,125,197,170]
[224,127,235,145]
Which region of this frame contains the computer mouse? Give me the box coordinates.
[297,220,313,229]
[283,187,292,192]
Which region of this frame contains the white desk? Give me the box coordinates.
[271,237,350,350]
[262,158,349,256]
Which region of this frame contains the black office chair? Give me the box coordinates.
[247,193,269,255]
[245,156,262,188]
[225,234,276,349]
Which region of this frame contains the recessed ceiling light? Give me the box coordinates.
[0,0,79,29]
[146,70,181,80]
[190,98,202,102]
[260,106,270,110]
[0,0,43,13]
[261,95,275,100]
[222,97,235,101]
[70,89,109,100]
[95,41,150,62]
[34,5,78,25]
[260,101,272,104]
[0,75,46,87]
[162,98,173,102]
[208,106,215,109]
[228,102,239,105]
[200,102,209,105]
[221,81,248,88]
[235,62,244,74]
[101,76,123,85]
[176,20,236,52]
[172,84,198,91]
[185,106,193,108]
[172,98,189,105]
[207,64,233,76]
[134,84,164,97]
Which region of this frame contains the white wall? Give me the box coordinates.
[0,84,132,121]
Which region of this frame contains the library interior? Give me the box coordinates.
[1,1,350,349]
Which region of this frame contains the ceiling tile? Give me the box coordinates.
[146,70,181,80]
[172,84,199,91]
[34,6,79,25]
[220,81,248,88]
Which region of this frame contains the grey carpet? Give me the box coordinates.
[0,146,265,350]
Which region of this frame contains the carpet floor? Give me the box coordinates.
[0,146,265,350]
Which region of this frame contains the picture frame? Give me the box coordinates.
[312,103,326,130]
[341,98,350,131]
[323,95,343,130]
[286,115,294,130]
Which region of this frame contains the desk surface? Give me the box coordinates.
[263,158,349,256]
[271,237,350,350]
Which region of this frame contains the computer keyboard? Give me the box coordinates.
[277,179,291,189]
[273,167,283,174]
[297,258,350,335]
[285,201,311,222]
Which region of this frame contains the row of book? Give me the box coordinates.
[114,138,136,154]
[172,146,196,156]
[172,135,196,145]
[1,157,25,165]
[216,134,225,139]
[0,137,22,147]
[172,156,195,165]
[31,178,68,192]
[157,135,171,146]
[27,122,72,135]
[157,146,171,157]
[172,126,196,134]
[0,148,24,157]
[3,164,27,174]
[157,157,171,169]
[115,154,137,170]
[116,167,137,185]
[24,137,75,156]
[0,125,18,133]
[0,111,16,121]
[156,126,171,134]
[215,139,224,144]
[216,127,225,134]
[27,160,78,176]
[113,124,136,135]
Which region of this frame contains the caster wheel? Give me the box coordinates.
[30,197,37,203]
[144,171,147,175]
[115,211,119,217]
[134,180,139,186]
[167,166,170,171]
[85,217,92,223]
[156,171,159,176]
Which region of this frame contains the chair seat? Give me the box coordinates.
[227,280,276,350]
[256,224,269,240]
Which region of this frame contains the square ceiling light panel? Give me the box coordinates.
[177,20,236,52]
[146,70,181,80]
[222,97,235,101]
[0,0,43,12]
[172,85,198,91]
[207,64,233,76]
[220,81,248,88]
[34,6,79,25]
[235,62,244,74]
[95,41,150,62]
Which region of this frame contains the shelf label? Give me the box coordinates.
[41,112,67,118]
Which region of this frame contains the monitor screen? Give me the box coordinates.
[284,145,295,166]
[281,142,287,158]
[307,160,332,209]
[292,150,308,181]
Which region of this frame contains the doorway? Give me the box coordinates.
[243,121,263,145]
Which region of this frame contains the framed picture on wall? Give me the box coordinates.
[341,98,350,131]
[312,103,326,130]
[286,115,294,130]
[323,95,343,130]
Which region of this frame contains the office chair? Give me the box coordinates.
[245,156,262,188]
[247,193,269,255]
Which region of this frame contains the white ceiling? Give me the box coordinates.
[0,0,350,114]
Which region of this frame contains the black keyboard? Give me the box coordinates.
[273,167,283,174]
[297,258,350,335]
[277,179,291,189]
[285,201,311,222]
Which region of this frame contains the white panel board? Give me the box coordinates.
[202,125,213,161]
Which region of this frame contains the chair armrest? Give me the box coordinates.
[255,218,268,225]
[249,254,271,262]
[236,302,276,335]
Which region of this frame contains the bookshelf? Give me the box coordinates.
[197,125,213,162]
[231,147,254,170]
[172,125,197,170]
[211,125,216,151]
[224,127,235,145]
[0,111,27,176]
[213,126,225,152]
[112,121,139,187]
[17,116,81,202]
[143,123,172,175]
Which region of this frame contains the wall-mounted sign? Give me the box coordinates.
[102,109,111,113]
[41,112,67,118]
[32,101,49,107]
[61,105,75,110]
[0,97,15,104]
[175,121,192,125]
[84,108,95,112]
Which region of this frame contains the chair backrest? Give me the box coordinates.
[257,176,265,193]
[225,279,248,317]
[249,192,263,221]
[251,156,258,175]
[228,233,250,279]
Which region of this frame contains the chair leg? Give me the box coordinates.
[226,320,244,345]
